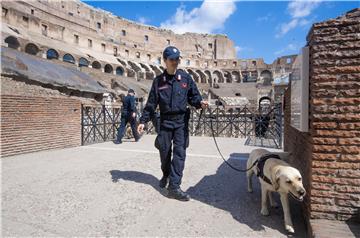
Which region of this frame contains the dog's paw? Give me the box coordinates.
[285,225,295,233]
[247,188,253,193]
[270,201,279,208]
[261,208,270,216]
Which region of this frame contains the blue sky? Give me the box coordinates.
[83,1,359,64]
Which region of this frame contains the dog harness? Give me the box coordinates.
[255,154,282,185]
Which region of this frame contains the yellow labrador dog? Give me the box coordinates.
[247,148,306,233]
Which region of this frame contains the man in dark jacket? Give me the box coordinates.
[114,89,140,144]
[137,46,208,201]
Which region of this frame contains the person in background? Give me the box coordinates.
[114,89,140,144]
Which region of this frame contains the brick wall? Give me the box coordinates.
[284,8,360,223]
[307,8,360,221]
[1,95,81,157]
[284,86,313,221]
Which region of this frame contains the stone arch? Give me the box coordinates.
[25,43,39,55]
[104,64,113,74]
[260,70,273,85]
[126,68,135,78]
[223,71,232,83]
[196,70,207,84]
[91,61,101,69]
[5,36,20,49]
[150,65,162,76]
[140,63,155,80]
[213,70,224,84]
[204,70,212,85]
[78,57,89,67]
[116,66,124,76]
[128,60,144,80]
[63,53,75,64]
[116,58,128,67]
[232,71,241,83]
[46,48,59,60]
[187,69,200,83]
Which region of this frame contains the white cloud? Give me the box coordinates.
[256,13,272,22]
[137,16,149,25]
[288,0,321,18]
[276,0,321,38]
[235,45,252,53]
[274,43,299,55]
[160,0,236,34]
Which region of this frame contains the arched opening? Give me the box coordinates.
[116,66,124,76]
[63,53,75,64]
[196,70,207,84]
[259,96,272,112]
[25,43,39,55]
[249,71,258,82]
[213,70,224,84]
[260,70,273,85]
[204,70,212,85]
[78,57,89,67]
[104,64,113,74]
[223,71,232,83]
[91,61,101,69]
[5,36,20,49]
[188,69,200,83]
[150,65,162,76]
[232,71,241,83]
[46,49,59,60]
[126,68,135,78]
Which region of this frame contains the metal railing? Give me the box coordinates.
[81,103,283,148]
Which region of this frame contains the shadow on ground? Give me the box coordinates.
[110,159,306,237]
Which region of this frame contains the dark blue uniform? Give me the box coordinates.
[140,69,202,189]
[116,94,140,142]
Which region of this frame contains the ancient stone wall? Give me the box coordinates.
[0,95,81,157]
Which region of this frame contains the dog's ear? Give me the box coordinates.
[271,169,281,191]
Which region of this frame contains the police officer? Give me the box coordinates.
[114,89,140,144]
[137,46,208,201]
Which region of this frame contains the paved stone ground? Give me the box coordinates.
[2,135,307,237]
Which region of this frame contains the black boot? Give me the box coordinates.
[159,176,169,188]
[113,139,122,144]
[167,188,190,201]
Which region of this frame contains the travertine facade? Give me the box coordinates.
[1,0,296,107]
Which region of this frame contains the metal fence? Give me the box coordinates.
[81,103,283,148]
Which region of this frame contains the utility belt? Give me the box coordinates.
[160,109,190,121]
[160,113,185,121]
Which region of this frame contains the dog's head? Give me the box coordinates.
[272,167,306,201]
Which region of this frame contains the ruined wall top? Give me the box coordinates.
[19,0,236,60]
